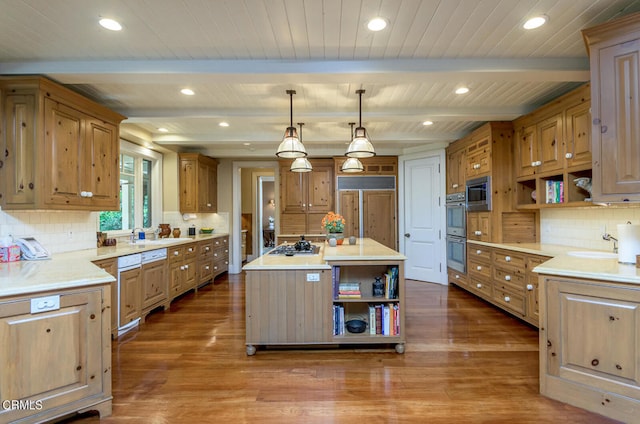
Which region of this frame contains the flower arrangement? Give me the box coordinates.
[321,211,345,233]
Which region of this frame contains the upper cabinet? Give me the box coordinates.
[0,76,125,211]
[445,146,466,194]
[279,158,334,235]
[513,84,593,209]
[179,153,218,214]
[584,13,640,202]
[334,156,397,176]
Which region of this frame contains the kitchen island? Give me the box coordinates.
[534,255,640,423]
[243,237,406,355]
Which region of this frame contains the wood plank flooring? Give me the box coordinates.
[71,273,619,423]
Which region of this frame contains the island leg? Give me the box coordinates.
[246,344,256,356]
[395,343,405,354]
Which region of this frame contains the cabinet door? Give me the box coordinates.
[183,258,197,292]
[206,162,218,212]
[2,93,36,206]
[515,124,538,177]
[44,99,85,207]
[84,118,119,209]
[538,113,564,173]
[565,102,592,168]
[594,41,640,200]
[179,158,198,213]
[338,190,360,238]
[119,267,141,326]
[141,260,167,309]
[525,256,545,327]
[0,289,104,422]
[307,164,333,213]
[169,262,183,297]
[363,190,397,249]
[467,212,491,242]
[545,277,640,398]
[446,147,465,193]
[280,169,306,214]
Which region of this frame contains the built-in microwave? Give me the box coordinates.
[466,176,491,212]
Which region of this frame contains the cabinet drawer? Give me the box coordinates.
[494,287,525,316]
[198,240,214,259]
[493,266,525,292]
[448,269,467,287]
[468,245,491,261]
[468,259,491,280]
[184,242,197,259]
[469,277,493,297]
[493,249,526,269]
[168,246,184,263]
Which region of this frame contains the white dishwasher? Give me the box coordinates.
[117,253,142,336]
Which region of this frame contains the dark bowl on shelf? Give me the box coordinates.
[345,319,367,334]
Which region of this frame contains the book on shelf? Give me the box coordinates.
[338,281,361,299]
[545,180,564,204]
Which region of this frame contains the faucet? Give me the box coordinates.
[131,227,144,243]
[602,233,618,253]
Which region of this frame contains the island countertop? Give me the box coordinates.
[243,238,406,271]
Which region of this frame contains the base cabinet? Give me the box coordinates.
[141,259,168,321]
[0,284,111,422]
[540,275,640,422]
[92,258,118,338]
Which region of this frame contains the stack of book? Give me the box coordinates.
[333,305,345,335]
[338,282,361,299]
[368,303,400,336]
[383,266,399,299]
[545,180,564,204]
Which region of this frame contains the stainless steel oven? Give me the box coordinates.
[446,235,466,273]
[446,192,466,237]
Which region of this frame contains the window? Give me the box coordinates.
[99,140,162,232]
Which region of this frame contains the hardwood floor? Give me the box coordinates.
[73,273,619,423]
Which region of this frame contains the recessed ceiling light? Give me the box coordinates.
[367,17,388,31]
[422,120,434,126]
[219,122,229,127]
[523,15,548,30]
[455,86,470,95]
[243,142,251,146]
[180,88,195,96]
[158,127,169,133]
[98,18,122,31]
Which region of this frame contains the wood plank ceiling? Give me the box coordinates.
[1,0,640,157]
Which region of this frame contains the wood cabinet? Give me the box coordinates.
[583,14,640,202]
[463,242,548,327]
[465,136,492,178]
[334,155,397,176]
[0,76,124,210]
[467,212,491,242]
[197,238,215,286]
[0,284,112,422]
[241,230,248,262]
[179,153,218,213]
[540,275,640,422]
[92,257,118,338]
[447,267,467,288]
[119,266,142,328]
[211,235,229,278]
[279,159,334,235]
[168,243,197,302]
[445,146,466,194]
[141,258,168,321]
[338,189,397,250]
[514,84,593,209]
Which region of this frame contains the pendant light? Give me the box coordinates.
[290,123,313,172]
[346,89,375,158]
[341,123,364,173]
[276,90,307,158]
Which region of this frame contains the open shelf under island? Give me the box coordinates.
[242,237,406,355]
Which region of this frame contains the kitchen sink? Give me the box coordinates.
[567,251,618,259]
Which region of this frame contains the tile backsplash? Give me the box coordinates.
[0,209,230,254]
[540,205,640,250]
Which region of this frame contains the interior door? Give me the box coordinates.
[403,155,445,284]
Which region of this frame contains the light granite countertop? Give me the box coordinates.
[467,240,640,285]
[0,233,228,298]
[242,238,406,271]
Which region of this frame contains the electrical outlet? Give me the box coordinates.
[306,273,320,282]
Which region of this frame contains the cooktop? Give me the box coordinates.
[268,244,320,256]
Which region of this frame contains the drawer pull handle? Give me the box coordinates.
[476,265,482,271]
[526,284,534,291]
[455,274,460,279]
[565,152,573,159]
[174,251,179,256]
[476,283,482,289]
[504,296,510,302]
[180,265,185,270]
[505,256,511,262]
[505,275,511,281]
[475,231,482,236]
[452,183,459,188]
[476,250,482,255]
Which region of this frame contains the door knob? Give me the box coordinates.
[404,233,410,238]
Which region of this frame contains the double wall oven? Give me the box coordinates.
[446,192,466,273]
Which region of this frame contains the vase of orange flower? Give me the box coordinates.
[321,211,345,245]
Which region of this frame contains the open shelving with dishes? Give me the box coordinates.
[329,261,404,352]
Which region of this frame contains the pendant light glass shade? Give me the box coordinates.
[276,90,307,158]
[346,89,375,158]
[291,123,312,172]
[290,157,313,172]
[342,123,364,172]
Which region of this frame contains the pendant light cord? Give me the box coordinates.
[356,89,365,128]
